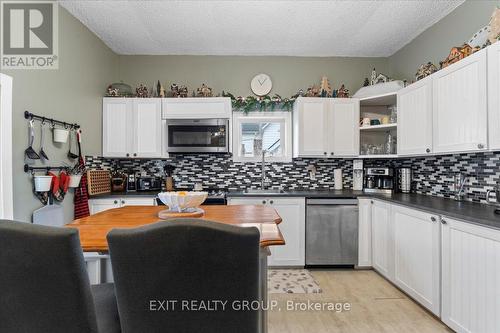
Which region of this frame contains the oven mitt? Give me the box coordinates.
[60,171,70,194]
[49,172,65,202]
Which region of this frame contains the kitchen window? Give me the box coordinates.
[232,111,292,162]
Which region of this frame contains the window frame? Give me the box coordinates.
[232,111,292,163]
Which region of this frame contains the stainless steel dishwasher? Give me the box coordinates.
[306,198,359,266]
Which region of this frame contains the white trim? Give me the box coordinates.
[232,111,292,163]
[0,73,13,219]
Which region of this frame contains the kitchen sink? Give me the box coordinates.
[243,189,287,194]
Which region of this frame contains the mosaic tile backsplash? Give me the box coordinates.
[85,152,500,203]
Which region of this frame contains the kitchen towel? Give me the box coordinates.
[334,169,343,190]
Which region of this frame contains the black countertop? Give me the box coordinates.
[90,191,161,198]
[227,190,500,231]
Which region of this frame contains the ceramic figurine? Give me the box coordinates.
[305,85,320,97]
[363,78,370,87]
[320,76,332,97]
[489,7,500,44]
[440,44,475,69]
[135,84,149,98]
[170,84,179,97]
[179,85,189,98]
[337,84,349,98]
[370,68,377,85]
[106,85,119,97]
[415,62,438,81]
[159,85,166,98]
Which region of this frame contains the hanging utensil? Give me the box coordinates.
[25,120,41,160]
[39,121,49,160]
[67,128,79,159]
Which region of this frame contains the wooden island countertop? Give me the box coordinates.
[67,205,285,252]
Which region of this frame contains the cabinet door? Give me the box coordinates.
[102,98,133,157]
[162,97,231,119]
[392,205,440,316]
[357,198,372,267]
[441,217,500,333]
[266,198,305,266]
[89,198,121,215]
[371,200,393,280]
[293,98,329,157]
[132,99,162,158]
[330,99,360,156]
[227,196,306,267]
[121,197,157,206]
[397,77,433,155]
[488,42,500,150]
[432,49,488,153]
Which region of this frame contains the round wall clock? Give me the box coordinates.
[250,73,272,96]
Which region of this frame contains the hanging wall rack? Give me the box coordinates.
[24,164,70,173]
[24,110,80,129]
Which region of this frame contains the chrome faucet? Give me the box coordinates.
[261,150,269,189]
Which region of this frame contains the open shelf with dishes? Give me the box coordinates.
[359,92,398,157]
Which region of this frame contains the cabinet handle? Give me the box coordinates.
[323,152,327,155]
[133,153,137,157]
[126,153,130,157]
[441,219,447,225]
[330,152,334,156]
[262,200,266,204]
[426,148,431,153]
[121,200,125,204]
[270,200,274,204]
[478,143,485,149]
[371,200,373,204]
[431,216,436,222]
[113,200,118,204]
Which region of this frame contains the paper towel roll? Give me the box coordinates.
[334,169,343,190]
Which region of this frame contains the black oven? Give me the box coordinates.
[166,119,229,153]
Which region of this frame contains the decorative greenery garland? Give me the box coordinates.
[222,92,296,114]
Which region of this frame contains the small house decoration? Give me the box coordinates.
[415,62,438,81]
[489,7,500,44]
[305,85,321,97]
[178,86,189,98]
[337,84,349,98]
[440,44,477,69]
[196,83,213,97]
[135,84,149,98]
[106,85,119,97]
[169,84,179,97]
[363,78,370,87]
[320,76,332,97]
[369,68,391,85]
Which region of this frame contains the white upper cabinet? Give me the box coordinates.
[103,98,162,158]
[102,98,133,157]
[132,99,162,158]
[397,76,433,156]
[392,205,440,316]
[293,97,329,157]
[488,41,500,150]
[293,97,359,157]
[432,48,488,154]
[162,97,231,119]
[330,99,360,157]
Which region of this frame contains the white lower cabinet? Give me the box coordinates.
[357,198,372,267]
[371,200,394,281]
[89,197,156,215]
[391,205,441,316]
[441,216,500,333]
[227,197,305,266]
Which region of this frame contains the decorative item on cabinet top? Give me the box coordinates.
[106,81,133,97]
[415,62,438,81]
[196,83,213,97]
[488,7,500,44]
[440,43,480,69]
[135,84,149,98]
[222,91,295,114]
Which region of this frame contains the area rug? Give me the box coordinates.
[268,269,322,294]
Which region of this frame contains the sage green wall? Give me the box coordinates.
[389,0,499,80]
[117,55,390,97]
[2,7,118,223]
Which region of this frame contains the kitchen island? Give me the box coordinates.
[67,204,284,333]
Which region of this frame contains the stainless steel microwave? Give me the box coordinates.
[165,119,229,153]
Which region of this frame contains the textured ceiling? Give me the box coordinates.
[59,0,465,57]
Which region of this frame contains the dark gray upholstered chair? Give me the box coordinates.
[0,220,121,333]
[107,219,260,333]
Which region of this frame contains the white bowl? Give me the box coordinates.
[157,191,208,212]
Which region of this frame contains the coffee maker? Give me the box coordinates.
[363,167,394,194]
